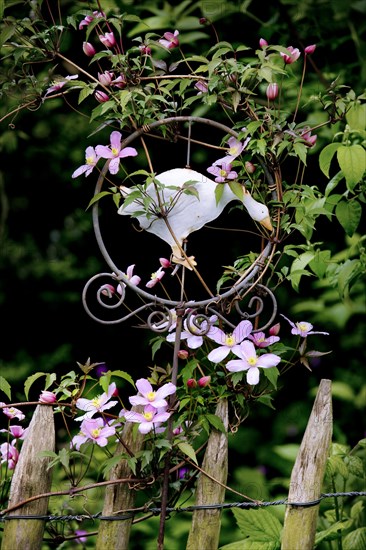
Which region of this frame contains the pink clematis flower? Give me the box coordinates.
[195,80,208,94]
[117,264,141,294]
[0,442,19,470]
[146,266,165,288]
[207,320,253,363]
[75,383,118,421]
[280,314,329,337]
[159,30,179,49]
[266,83,279,101]
[213,136,250,167]
[207,162,238,183]
[124,404,171,434]
[72,146,100,178]
[98,71,114,86]
[129,378,176,409]
[0,425,28,439]
[1,406,25,421]
[79,10,105,30]
[280,46,301,64]
[248,331,280,348]
[95,131,138,175]
[300,127,317,148]
[71,417,116,450]
[44,74,78,98]
[167,314,218,349]
[111,74,127,89]
[226,340,281,385]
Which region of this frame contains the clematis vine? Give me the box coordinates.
[95,131,138,175]
[72,146,100,178]
[226,340,281,385]
[71,417,116,450]
[129,378,176,409]
[75,382,118,421]
[124,405,171,434]
[280,314,329,337]
[207,320,253,362]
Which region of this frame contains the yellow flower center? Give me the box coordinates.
[147,391,156,402]
[91,397,101,408]
[111,147,119,156]
[225,335,235,346]
[297,323,308,331]
[247,356,257,366]
[86,156,95,165]
[143,412,153,421]
[219,169,227,177]
[91,428,101,438]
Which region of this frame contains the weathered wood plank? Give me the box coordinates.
[95,409,144,550]
[186,399,229,550]
[1,404,55,550]
[281,379,332,550]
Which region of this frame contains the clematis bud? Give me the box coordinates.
[269,323,281,336]
[304,44,316,55]
[266,83,279,100]
[280,46,301,64]
[39,390,57,404]
[187,378,197,388]
[139,44,151,55]
[177,350,189,360]
[245,161,256,174]
[198,376,211,388]
[159,257,172,268]
[98,71,114,86]
[259,38,268,48]
[99,32,116,49]
[83,42,96,57]
[95,90,109,103]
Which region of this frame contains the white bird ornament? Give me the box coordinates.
[118,167,272,270]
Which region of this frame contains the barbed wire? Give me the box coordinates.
[1,491,365,523]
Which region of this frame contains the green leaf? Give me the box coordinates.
[309,249,331,278]
[325,171,344,196]
[273,444,299,462]
[24,372,47,400]
[335,200,362,236]
[232,508,282,543]
[319,143,340,177]
[0,376,11,400]
[228,181,244,200]
[293,142,308,165]
[205,413,226,433]
[337,144,366,190]
[177,441,198,464]
[314,520,353,545]
[110,370,136,388]
[346,102,366,130]
[289,251,315,291]
[343,528,366,550]
[337,258,362,298]
[87,191,112,209]
[262,366,279,389]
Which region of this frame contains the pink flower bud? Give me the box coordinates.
[139,44,151,55]
[304,44,316,55]
[39,390,57,404]
[82,42,96,57]
[95,90,109,103]
[99,32,116,49]
[198,376,211,388]
[245,161,256,174]
[100,284,115,297]
[159,257,172,268]
[280,46,301,64]
[259,38,268,48]
[177,350,189,360]
[266,83,279,101]
[269,323,281,336]
[98,71,114,86]
[187,378,197,388]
